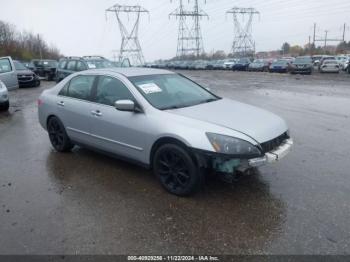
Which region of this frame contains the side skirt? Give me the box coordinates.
[71,140,151,170]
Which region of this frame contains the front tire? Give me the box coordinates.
[153,144,202,196]
[0,101,9,111]
[47,116,74,152]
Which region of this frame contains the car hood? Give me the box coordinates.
[293,62,312,66]
[169,98,288,143]
[16,69,34,75]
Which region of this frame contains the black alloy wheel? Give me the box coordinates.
[153,144,202,196]
[47,117,74,152]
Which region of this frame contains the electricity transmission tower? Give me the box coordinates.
[226,7,259,58]
[170,0,208,58]
[106,4,149,66]
[312,23,347,49]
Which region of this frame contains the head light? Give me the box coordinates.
[206,133,261,156]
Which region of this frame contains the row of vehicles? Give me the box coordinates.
[0,55,130,111]
[148,55,350,75]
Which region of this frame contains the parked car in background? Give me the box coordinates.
[42,60,58,81]
[0,56,19,90]
[188,61,197,70]
[206,60,216,70]
[177,61,189,70]
[232,58,251,71]
[56,56,114,82]
[213,60,226,70]
[0,80,9,111]
[38,68,293,196]
[312,55,323,66]
[193,60,208,70]
[282,57,295,63]
[248,59,270,72]
[13,60,41,87]
[318,56,336,70]
[29,59,57,80]
[224,59,237,69]
[335,56,348,70]
[319,60,340,73]
[269,59,291,73]
[289,56,313,75]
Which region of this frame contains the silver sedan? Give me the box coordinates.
[38,68,293,196]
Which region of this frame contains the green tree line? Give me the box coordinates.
[0,20,61,61]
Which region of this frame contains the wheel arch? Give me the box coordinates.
[149,136,192,168]
[46,114,58,128]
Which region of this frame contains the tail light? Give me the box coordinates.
[37,99,43,106]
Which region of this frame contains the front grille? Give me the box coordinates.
[260,132,289,153]
[18,75,34,82]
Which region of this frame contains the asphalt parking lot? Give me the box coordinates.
[1,70,350,255]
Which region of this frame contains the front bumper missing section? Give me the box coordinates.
[248,139,294,167]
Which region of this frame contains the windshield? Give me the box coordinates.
[14,61,28,70]
[253,59,264,64]
[85,60,114,69]
[128,74,220,110]
[42,60,57,67]
[324,60,337,64]
[273,60,288,65]
[294,57,312,63]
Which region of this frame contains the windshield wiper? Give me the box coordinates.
[203,98,218,103]
[161,105,183,110]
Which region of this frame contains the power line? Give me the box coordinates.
[106,4,149,66]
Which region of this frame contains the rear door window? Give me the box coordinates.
[67,61,77,71]
[66,75,95,101]
[94,76,134,106]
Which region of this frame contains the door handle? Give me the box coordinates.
[57,101,65,107]
[91,110,102,117]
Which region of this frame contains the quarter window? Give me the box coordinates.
[95,76,134,106]
[66,75,95,101]
[0,58,12,73]
[58,82,69,96]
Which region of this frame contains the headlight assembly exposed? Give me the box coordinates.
[206,133,261,156]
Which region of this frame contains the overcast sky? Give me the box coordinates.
[1,0,350,61]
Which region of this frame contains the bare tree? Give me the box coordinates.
[0,20,61,60]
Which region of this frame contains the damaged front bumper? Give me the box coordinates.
[248,139,294,167]
[192,138,294,175]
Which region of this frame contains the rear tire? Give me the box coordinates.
[47,116,74,152]
[153,144,203,196]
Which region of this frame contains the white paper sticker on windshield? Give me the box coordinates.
[87,63,96,69]
[138,83,162,94]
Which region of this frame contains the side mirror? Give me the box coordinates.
[115,100,136,112]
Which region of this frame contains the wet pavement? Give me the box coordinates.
[0,71,350,255]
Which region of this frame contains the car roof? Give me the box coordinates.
[87,67,174,77]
